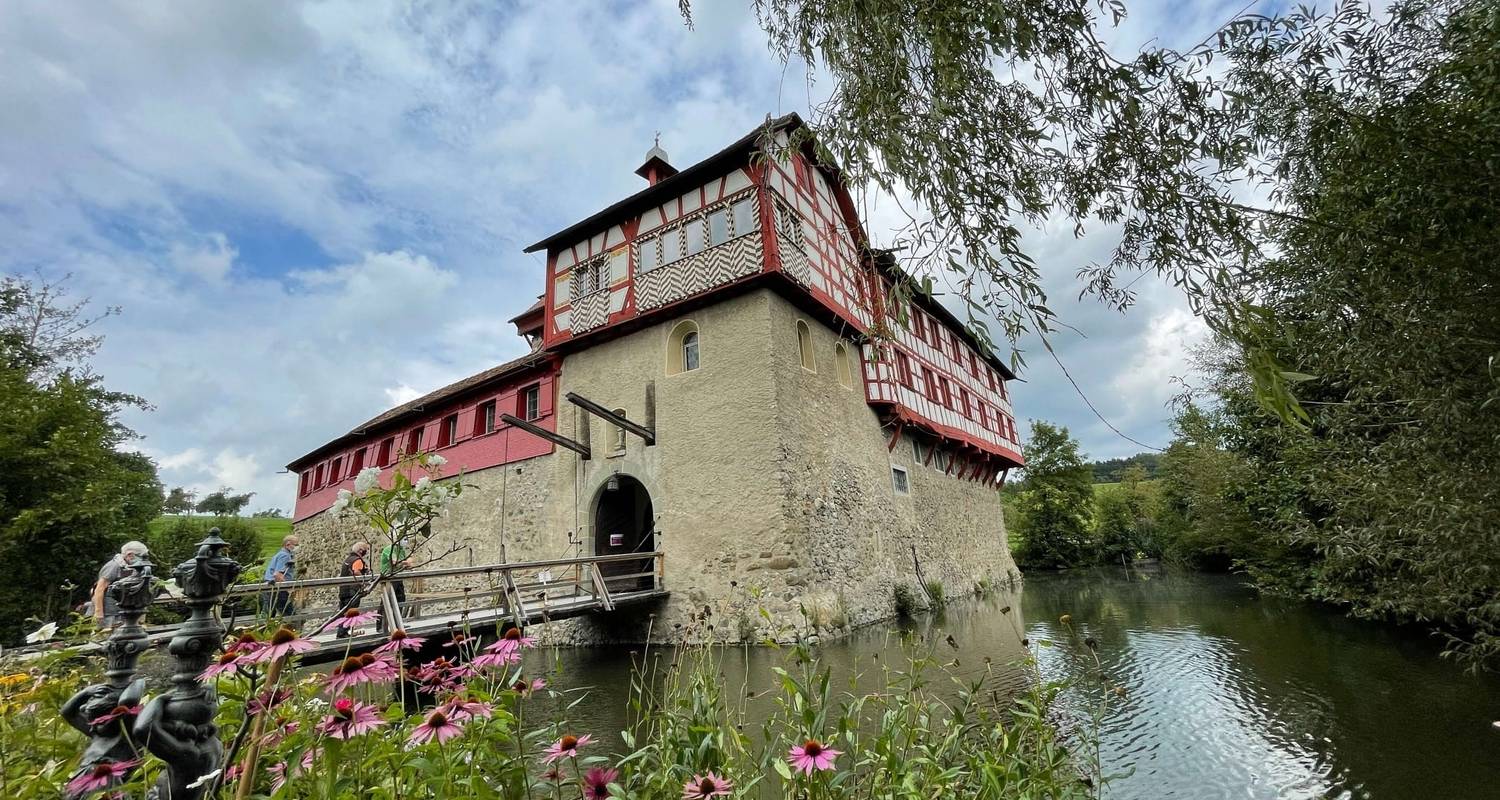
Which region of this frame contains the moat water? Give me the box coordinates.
[516,568,1500,799]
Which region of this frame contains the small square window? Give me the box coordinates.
[732,196,756,236]
[475,400,496,436]
[522,384,541,421]
[709,208,729,247]
[439,413,459,448]
[637,235,660,273]
[891,465,910,496]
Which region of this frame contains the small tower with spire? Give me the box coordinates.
[635,132,678,186]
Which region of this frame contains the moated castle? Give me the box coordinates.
[287,115,1024,642]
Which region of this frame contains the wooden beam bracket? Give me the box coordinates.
[501,413,591,460]
[566,392,656,445]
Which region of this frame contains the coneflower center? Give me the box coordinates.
[216,652,237,665]
[503,627,522,640]
[357,653,376,666]
[560,735,578,749]
[699,778,716,793]
[803,740,823,757]
[390,629,407,639]
[90,764,114,778]
[337,657,361,674]
[428,711,449,727]
[269,627,297,645]
[343,608,359,618]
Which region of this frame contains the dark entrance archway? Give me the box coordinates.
[593,474,655,591]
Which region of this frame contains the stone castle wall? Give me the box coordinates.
[294,288,1016,643]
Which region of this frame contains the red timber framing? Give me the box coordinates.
[526,112,1022,476]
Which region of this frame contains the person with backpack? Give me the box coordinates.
[336,541,372,639]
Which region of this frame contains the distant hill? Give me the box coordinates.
[1084,453,1161,483]
[148,515,291,559]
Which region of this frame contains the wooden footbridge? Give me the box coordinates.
[18,552,667,664]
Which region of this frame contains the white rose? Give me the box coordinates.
[426,454,447,468]
[354,467,381,494]
[331,489,353,515]
[25,621,58,644]
[414,476,432,493]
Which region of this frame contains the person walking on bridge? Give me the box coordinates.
[92,541,149,629]
[263,535,299,618]
[336,541,372,639]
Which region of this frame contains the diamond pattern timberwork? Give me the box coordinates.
[636,232,764,311]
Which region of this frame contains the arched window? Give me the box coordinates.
[796,320,815,372]
[612,408,628,454]
[666,320,701,375]
[834,342,853,388]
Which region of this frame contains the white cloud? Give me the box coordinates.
[2,0,1221,511]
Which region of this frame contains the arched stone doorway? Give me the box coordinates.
[593,474,655,591]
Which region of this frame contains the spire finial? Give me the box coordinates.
[654,130,661,147]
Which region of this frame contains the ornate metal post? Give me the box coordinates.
[61,555,156,797]
[134,529,242,799]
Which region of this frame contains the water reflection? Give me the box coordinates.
[516,569,1500,800]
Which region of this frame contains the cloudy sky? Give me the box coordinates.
[1,0,1227,512]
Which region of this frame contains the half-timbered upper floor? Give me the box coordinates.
[526,114,1023,466]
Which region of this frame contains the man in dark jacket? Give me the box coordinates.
[336,541,372,639]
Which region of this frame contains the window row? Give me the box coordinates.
[888,350,1015,440]
[298,383,542,497]
[891,300,1007,397]
[637,192,759,274]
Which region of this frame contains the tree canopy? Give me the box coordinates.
[0,276,160,642]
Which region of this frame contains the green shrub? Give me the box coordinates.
[893,583,919,618]
[924,579,948,609]
[147,516,261,574]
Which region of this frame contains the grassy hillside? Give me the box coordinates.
[148,515,291,559]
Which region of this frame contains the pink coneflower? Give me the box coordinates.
[439,697,494,723]
[408,710,464,746]
[247,687,292,715]
[681,772,734,799]
[788,739,841,774]
[331,608,380,631]
[261,718,300,749]
[325,653,399,694]
[374,628,427,654]
[410,657,469,694]
[65,759,138,795]
[513,677,546,696]
[89,703,142,727]
[300,747,322,771]
[248,627,316,663]
[471,649,521,671]
[488,626,537,653]
[542,733,594,764]
[582,766,620,800]
[267,762,290,793]
[200,651,244,681]
[317,697,385,740]
[225,632,263,656]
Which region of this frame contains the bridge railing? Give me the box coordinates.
[216,551,666,636]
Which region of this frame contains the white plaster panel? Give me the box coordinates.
[609,248,630,282]
[553,309,571,331]
[590,231,607,255]
[608,287,627,313]
[605,225,625,249]
[724,169,751,194]
[639,207,665,235]
[682,189,702,215]
[557,248,577,270]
